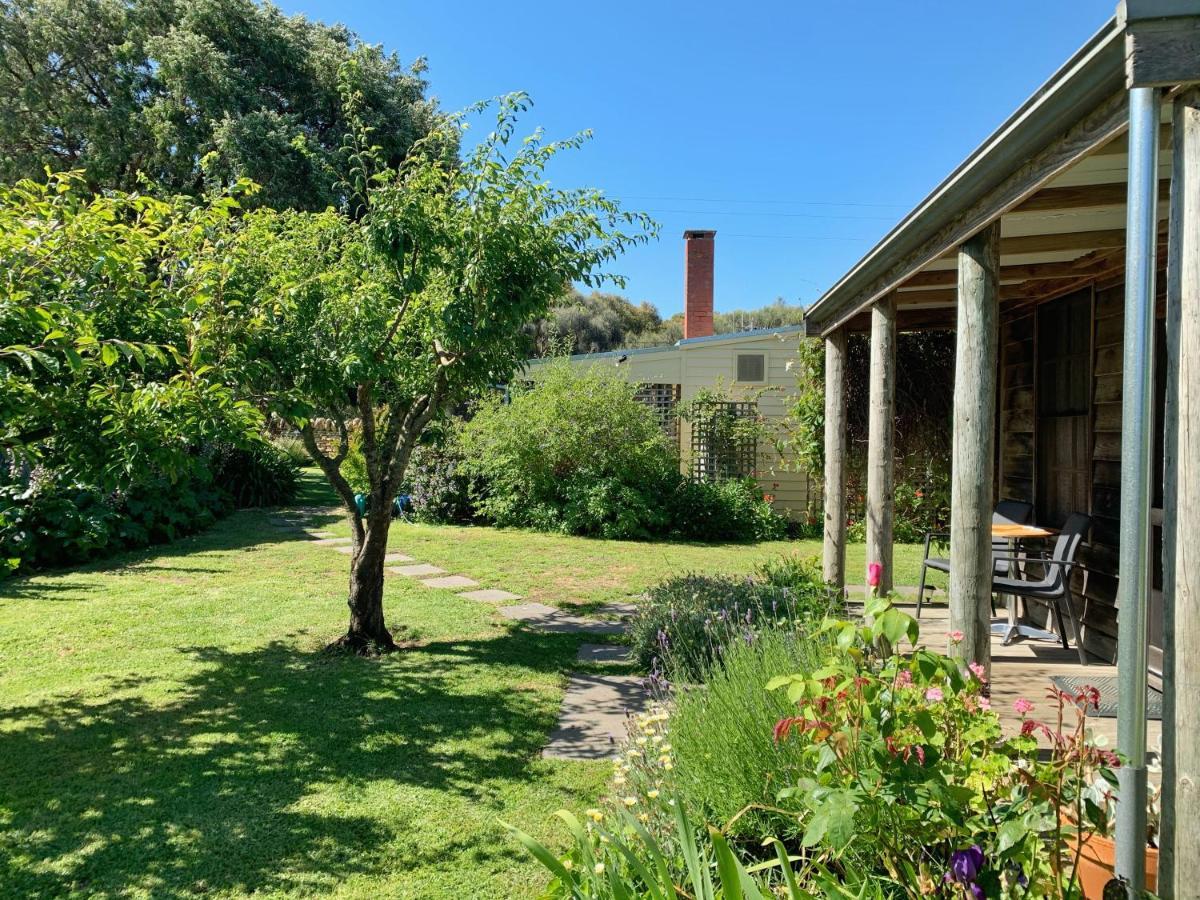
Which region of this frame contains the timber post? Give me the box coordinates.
[822,329,848,587]
[948,222,1000,672]
[1163,85,1200,897]
[865,296,897,594]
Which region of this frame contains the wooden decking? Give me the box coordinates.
[855,598,1161,756]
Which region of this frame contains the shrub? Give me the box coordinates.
[271,434,311,468]
[404,430,481,525]
[668,477,787,542]
[459,359,684,540]
[209,440,299,508]
[629,555,839,683]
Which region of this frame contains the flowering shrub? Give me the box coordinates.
[629,555,840,683]
[768,597,1120,897]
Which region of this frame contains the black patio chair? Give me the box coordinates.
[915,499,1034,618]
[990,511,1092,665]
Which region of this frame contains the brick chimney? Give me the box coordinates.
[683,230,716,339]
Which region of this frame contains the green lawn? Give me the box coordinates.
[0,473,934,898]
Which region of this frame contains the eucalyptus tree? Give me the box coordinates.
[203,93,655,652]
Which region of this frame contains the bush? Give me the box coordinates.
[667,477,787,542]
[404,429,480,525]
[629,555,839,683]
[459,359,684,540]
[209,440,299,508]
[459,360,789,541]
[271,434,311,468]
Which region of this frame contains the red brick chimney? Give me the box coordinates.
[683,229,716,339]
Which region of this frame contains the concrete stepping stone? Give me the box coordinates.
[593,601,639,619]
[577,643,632,664]
[498,603,626,635]
[312,537,352,546]
[419,575,479,589]
[460,588,522,603]
[384,552,414,563]
[543,674,649,760]
[335,546,355,554]
[388,563,445,577]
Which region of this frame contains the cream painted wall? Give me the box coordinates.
[523,330,815,521]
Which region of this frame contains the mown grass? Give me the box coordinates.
[0,471,934,898]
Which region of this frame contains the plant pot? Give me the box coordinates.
[1074,830,1157,899]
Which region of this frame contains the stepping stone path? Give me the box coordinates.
[459,588,521,603]
[577,643,632,664]
[498,603,627,635]
[420,575,479,589]
[542,674,650,760]
[389,563,445,577]
[280,505,645,759]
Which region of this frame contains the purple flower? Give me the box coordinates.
[945,845,984,885]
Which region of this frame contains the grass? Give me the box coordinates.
[0,471,935,898]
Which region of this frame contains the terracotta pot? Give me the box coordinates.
[1073,829,1158,899]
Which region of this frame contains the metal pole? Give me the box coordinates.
[1115,85,1160,897]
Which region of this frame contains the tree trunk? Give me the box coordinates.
[335,501,396,654]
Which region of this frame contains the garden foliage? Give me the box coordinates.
[458,358,788,542]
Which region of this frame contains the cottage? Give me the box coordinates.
[803,3,1200,891]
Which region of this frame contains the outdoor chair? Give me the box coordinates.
[915,499,1034,618]
[990,511,1092,665]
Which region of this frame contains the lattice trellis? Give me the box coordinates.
[634,383,681,440]
[688,399,758,482]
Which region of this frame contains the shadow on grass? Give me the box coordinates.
[0,627,593,897]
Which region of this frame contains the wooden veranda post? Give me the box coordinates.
[865,297,896,593]
[823,329,848,587]
[1163,85,1200,896]
[948,223,999,671]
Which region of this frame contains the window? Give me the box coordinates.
[735,353,766,383]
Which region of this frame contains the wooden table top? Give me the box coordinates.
[991,522,1057,539]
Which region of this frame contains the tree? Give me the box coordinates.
[0,171,259,480]
[199,92,654,652]
[0,0,440,210]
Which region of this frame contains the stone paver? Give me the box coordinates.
[459,588,522,603]
[542,674,649,760]
[312,537,352,546]
[419,575,479,589]
[388,563,446,577]
[384,552,414,563]
[592,601,638,619]
[308,531,337,539]
[335,546,355,554]
[498,603,626,635]
[577,643,632,664]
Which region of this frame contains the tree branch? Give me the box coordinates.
[299,422,358,524]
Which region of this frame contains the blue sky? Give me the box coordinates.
[279,0,1116,316]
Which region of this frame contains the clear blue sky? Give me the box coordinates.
[279,0,1116,316]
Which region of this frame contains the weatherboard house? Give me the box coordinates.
[522,230,813,521]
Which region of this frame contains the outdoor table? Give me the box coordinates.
[989,522,1057,646]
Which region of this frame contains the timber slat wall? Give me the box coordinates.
[996,284,1125,663]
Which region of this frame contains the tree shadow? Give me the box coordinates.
[0,628,595,897]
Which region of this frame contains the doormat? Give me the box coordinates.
[1049,675,1162,720]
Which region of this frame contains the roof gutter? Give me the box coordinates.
[804,15,1127,336]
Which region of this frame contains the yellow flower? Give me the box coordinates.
[635,736,648,746]
[594,863,605,875]
[586,808,604,822]
[651,735,663,745]
[638,813,650,823]
[622,796,637,807]
[613,774,627,786]
[647,789,660,799]
[663,761,674,771]
[563,859,573,871]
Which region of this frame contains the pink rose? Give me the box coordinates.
[948,630,964,643]
[925,687,944,702]
[867,562,882,588]
[1013,698,1034,716]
